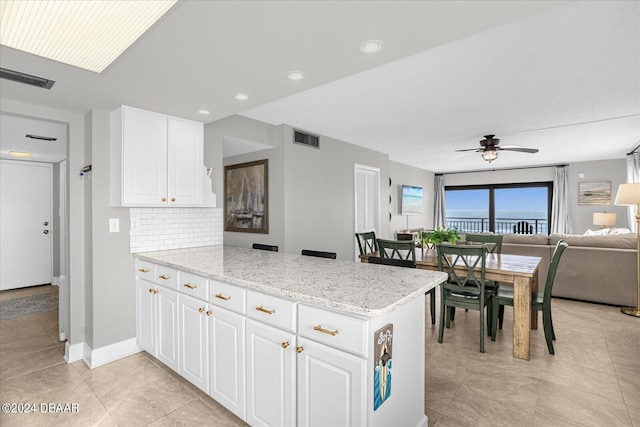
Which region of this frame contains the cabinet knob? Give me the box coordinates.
[206,310,213,316]
[282,341,290,349]
[171,197,176,202]
[198,307,205,313]
[296,346,304,354]
[148,288,154,293]
[161,197,166,202]
[153,289,159,294]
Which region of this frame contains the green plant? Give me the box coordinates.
[423,227,461,245]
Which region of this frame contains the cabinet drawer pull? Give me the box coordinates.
[314,325,339,336]
[215,293,231,301]
[256,306,276,315]
[158,274,170,280]
[206,310,213,316]
[296,346,304,354]
[161,197,166,202]
[138,268,149,273]
[183,283,197,290]
[282,341,290,349]
[198,307,205,313]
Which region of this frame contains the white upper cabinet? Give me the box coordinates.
[111,106,204,207]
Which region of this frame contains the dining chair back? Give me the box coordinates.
[377,239,416,261]
[355,231,378,255]
[491,240,569,354]
[367,256,416,268]
[252,243,279,252]
[301,249,337,259]
[465,233,503,254]
[436,243,494,352]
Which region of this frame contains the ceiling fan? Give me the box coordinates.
[454,135,539,163]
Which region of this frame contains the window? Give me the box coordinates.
[445,182,552,234]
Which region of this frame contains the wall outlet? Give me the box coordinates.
[109,218,119,233]
[130,218,141,233]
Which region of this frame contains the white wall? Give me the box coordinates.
[389,160,435,235]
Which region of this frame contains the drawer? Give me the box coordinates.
[179,271,208,301]
[246,291,296,333]
[135,260,155,281]
[154,265,179,290]
[209,280,246,315]
[298,304,369,357]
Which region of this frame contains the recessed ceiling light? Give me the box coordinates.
[9,151,33,158]
[234,93,249,101]
[359,40,383,54]
[198,109,211,115]
[0,0,177,73]
[287,71,305,81]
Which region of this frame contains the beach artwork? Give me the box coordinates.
[373,323,393,411]
[225,159,268,233]
[578,181,611,205]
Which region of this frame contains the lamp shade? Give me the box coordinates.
[593,212,617,227]
[614,183,640,206]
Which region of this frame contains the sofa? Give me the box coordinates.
[501,233,637,307]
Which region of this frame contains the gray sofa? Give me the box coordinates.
[501,233,637,307]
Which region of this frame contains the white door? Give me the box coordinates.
[135,279,157,356]
[157,286,179,373]
[168,118,203,205]
[354,164,380,260]
[246,319,296,427]
[1,160,52,290]
[179,293,209,393]
[297,337,367,427]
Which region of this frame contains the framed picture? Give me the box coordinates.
[224,159,268,233]
[578,181,611,205]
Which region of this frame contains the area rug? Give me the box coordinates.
[0,293,58,320]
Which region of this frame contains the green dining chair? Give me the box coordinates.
[355,231,378,255]
[375,238,436,324]
[436,243,494,353]
[491,240,568,355]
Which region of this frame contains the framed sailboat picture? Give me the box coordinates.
[224,159,268,233]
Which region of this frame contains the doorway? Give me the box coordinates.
[354,164,380,260]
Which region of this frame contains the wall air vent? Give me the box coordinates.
[0,67,55,89]
[26,134,57,141]
[293,130,319,149]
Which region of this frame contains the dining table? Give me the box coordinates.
[361,249,542,360]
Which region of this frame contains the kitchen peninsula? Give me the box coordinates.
[135,245,446,427]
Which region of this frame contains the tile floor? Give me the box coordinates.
[0,285,638,426]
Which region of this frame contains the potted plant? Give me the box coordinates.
[422,227,461,247]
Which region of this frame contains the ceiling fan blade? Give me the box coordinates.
[450,151,477,159]
[454,148,481,152]
[499,147,539,153]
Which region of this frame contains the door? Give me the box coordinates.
[168,118,203,205]
[354,164,380,260]
[210,306,246,420]
[179,293,209,393]
[135,279,156,356]
[157,286,179,373]
[1,160,52,290]
[246,319,296,427]
[297,337,366,427]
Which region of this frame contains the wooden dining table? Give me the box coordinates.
[361,250,541,360]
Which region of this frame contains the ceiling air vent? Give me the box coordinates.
[26,134,57,141]
[0,67,55,89]
[294,130,319,149]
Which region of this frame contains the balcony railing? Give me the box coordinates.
[446,217,548,235]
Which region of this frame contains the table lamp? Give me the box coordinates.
[615,183,640,317]
[593,212,617,229]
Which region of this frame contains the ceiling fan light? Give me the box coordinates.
[482,149,498,163]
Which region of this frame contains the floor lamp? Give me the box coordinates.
[615,183,640,318]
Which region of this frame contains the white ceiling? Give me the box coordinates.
[0,1,638,172]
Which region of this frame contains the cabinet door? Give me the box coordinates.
[246,320,296,427]
[136,279,156,356]
[168,118,203,205]
[210,306,246,420]
[156,286,179,373]
[179,294,209,393]
[297,337,366,427]
[123,107,168,206]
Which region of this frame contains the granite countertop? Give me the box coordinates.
[135,245,447,317]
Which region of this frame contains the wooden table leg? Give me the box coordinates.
[513,276,531,360]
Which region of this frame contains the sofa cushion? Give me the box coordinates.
[501,234,550,245]
[549,233,636,249]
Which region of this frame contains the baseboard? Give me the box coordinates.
[52,276,60,287]
[82,338,143,369]
[64,341,84,363]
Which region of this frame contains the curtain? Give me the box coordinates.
[551,165,572,234]
[625,152,640,233]
[433,175,446,229]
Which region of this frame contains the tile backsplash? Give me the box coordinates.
[129,207,223,253]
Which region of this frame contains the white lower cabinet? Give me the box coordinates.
[179,293,210,393]
[246,319,296,427]
[135,278,179,372]
[296,337,367,427]
[209,306,246,420]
